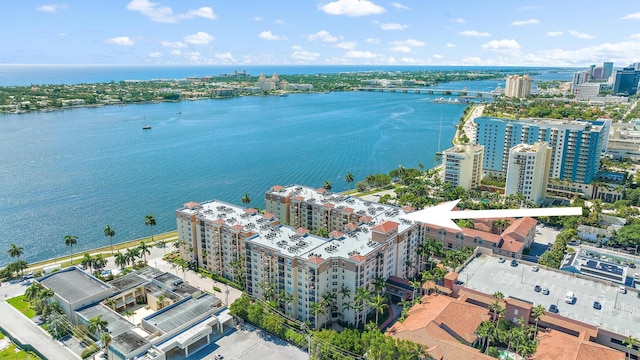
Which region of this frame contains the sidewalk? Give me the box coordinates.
[0,301,80,359]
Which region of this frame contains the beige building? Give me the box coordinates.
[504,75,533,98]
[505,142,551,205]
[442,144,484,190]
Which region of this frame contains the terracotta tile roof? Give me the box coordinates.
[231,224,244,231]
[295,227,309,235]
[271,185,285,192]
[294,195,305,201]
[213,219,226,225]
[371,221,400,234]
[307,255,323,265]
[244,208,257,214]
[262,212,275,219]
[322,203,335,208]
[473,222,492,232]
[534,329,625,360]
[342,207,354,213]
[505,297,532,310]
[435,302,490,343]
[316,188,327,194]
[500,237,525,253]
[502,217,537,241]
[345,223,358,231]
[424,223,502,244]
[183,201,200,209]
[349,254,366,262]
[402,205,415,212]
[329,230,344,238]
[359,216,373,223]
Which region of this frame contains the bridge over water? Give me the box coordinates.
[357,87,498,98]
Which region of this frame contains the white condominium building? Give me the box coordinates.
[504,75,533,98]
[442,144,484,190]
[505,142,552,205]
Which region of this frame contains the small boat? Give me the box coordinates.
[142,116,152,130]
[279,92,289,97]
[176,111,182,114]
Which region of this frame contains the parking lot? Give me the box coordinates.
[188,325,307,360]
[460,254,640,338]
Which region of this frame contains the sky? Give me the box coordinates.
[2,0,640,67]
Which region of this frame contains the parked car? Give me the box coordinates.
[534,285,542,292]
[510,260,518,267]
[593,301,602,310]
[549,304,559,313]
[542,287,550,295]
[619,286,627,294]
[498,257,506,263]
[532,266,539,272]
[214,355,224,360]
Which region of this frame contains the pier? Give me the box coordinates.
[357,86,497,98]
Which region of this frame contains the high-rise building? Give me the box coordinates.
[571,70,591,92]
[592,67,604,80]
[603,62,614,79]
[474,117,608,184]
[504,75,533,98]
[505,142,552,205]
[613,67,640,96]
[442,144,484,190]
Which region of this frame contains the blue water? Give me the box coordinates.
[0,64,576,86]
[0,91,464,265]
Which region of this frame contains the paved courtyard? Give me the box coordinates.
[460,254,640,339]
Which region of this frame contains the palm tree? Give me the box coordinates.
[322,292,338,324]
[531,304,546,337]
[64,235,78,264]
[25,282,45,302]
[354,288,371,328]
[104,225,115,255]
[7,243,24,260]
[410,279,422,301]
[144,215,156,243]
[114,252,127,270]
[489,300,504,323]
[623,336,638,360]
[241,193,251,207]
[81,254,94,273]
[93,254,107,270]
[344,172,354,192]
[369,294,388,326]
[100,332,112,353]
[310,301,324,330]
[475,320,494,353]
[88,314,108,337]
[124,310,136,322]
[157,294,167,309]
[323,180,332,191]
[373,276,386,296]
[126,247,139,266]
[137,241,151,263]
[339,285,352,303]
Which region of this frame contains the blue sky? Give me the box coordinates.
[2,0,640,67]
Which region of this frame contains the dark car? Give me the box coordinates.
[593,301,602,310]
[549,304,559,313]
[510,260,518,267]
[534,285,542,292]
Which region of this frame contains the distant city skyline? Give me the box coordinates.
[2,0,640,66]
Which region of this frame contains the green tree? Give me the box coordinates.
[137,241,151,263]
[101,332,112,353]
[241,193,251,207]
[104,225,115,255]
[64,235,78,264]
[114,252,127,270]
[145,215,157,243]
[7,243,24,260]
[125,247,140,266]
[344,172,354,192]
[623,336,638,360]
[88,314,109,336]
[369,294,388,326]
[531,304,545,337]
[323,180,332,191]
[229,293,251,319]
[310,301,324,330]
[81,254,94,273]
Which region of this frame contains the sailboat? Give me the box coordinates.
[142,116,152,130]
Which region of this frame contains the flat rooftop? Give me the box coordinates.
[144,293,221,334]
[109,273,148,292]
[459,254,640,339]
[39,267,114,304]
[76,303,135,337]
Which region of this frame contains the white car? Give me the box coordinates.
[619,286,627,294]
[531,266,539,272]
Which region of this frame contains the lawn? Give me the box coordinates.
[6,295,36,319]
[0,331,40,360]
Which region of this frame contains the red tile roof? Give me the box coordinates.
[262,212,275,219]
[342,207,354,213]
[183,201,200,209]
[329,230,344,238]
[213,219,226,225]
[402,205,415,212]
[349,254,366,262]
[316,188,327,194]
[323,203,335,208]
[295,227,309,235]
[371,221,400,234]
[500,237,525,253]
[534,329,625,360]
[502,217,537,241]
[345,223,358,231]
[271,185,285,192]
[359,216,373,223]
[231,224,244,231]
[307,255,323,265]
[244,208,257,214]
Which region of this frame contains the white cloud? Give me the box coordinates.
[461,56,483,65]
[631,33,640,39]
[511,19,539,26]
[380,23,407,30]
[214,52,236,62]
[258,31,287,41]
[401,57,421,64]
[546,31,563,37]
[391,2,410,10]
[148,52,162,58]
[345,50,381,59]
[519,6,543,11]
[533,41,640,66]
[569,30,595,39]
[433,54,444,59]
[105,36,135,46]
[161,41,187,48]
[622,12,640,20]
[184,51,202,61]
[36,4,68,12]
[366,38,380,44]
[126,0,216,23]
[306,30,341,42]
[446,43,456,48]
[170,50,182,55]
[481,39,520,50]
[274,19,284,24]
[390,46,411,53]
[254,16,263,21]
[184,32,214,46]
[336,41,357,50]
[451,18,466,23]
[318,0,385,17]
[392,39,425,47]
[291,46,320,62]
[459,30,491,37]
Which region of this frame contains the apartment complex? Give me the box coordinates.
[442,144,484,190]
[176,185,538,328]
[504,75,533,98]
[474,117,608,184]
[505,142,551,205]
